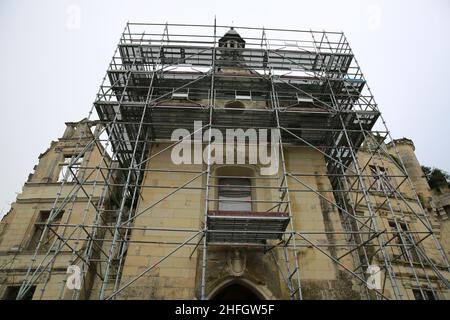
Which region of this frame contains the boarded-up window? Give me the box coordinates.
[218,178,251,211]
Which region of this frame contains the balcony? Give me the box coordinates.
[207,210,290,245]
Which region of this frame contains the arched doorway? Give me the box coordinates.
[209,280,265,300]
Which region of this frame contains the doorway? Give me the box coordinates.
[210,282,263,300]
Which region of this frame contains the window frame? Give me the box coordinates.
[3,285,36,300]
[369,164,395,193]
[388,220,419,263]
[27,210,64,251]
[58,154,84,183]
[217,177,252,212]
[412,288,436,300]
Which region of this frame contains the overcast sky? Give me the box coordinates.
[0,0,449,218]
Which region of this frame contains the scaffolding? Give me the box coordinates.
[15,21,450,300]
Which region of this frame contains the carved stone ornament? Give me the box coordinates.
[227,249,246,276]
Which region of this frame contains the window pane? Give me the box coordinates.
[218,178,251,211]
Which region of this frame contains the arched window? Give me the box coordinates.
[224,100,245,109]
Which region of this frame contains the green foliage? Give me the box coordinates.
[421,166,450,189]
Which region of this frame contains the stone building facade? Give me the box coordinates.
[0,120,118,300]
[1,120,448,300]
[0,26,449,300]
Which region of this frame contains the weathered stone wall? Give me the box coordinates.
[1,118,449,300]
[117,142,203,299]
[0,121,113,300]
[116,144,362,300]
[285,146,361,299]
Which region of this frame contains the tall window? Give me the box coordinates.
[388,221,419,262]
[58,155,83,182]
[27,210,63,251]
[218,178,252,211]
[369,165,394,193]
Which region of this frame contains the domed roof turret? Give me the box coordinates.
[218,27,245,48]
